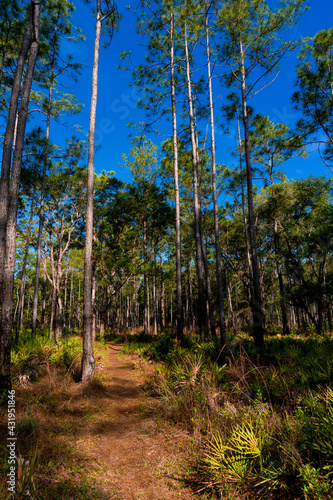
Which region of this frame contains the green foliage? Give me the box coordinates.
[293,28,333,168]
[298,387,333,461]
[202,420,278,489]
[11,331,82,380]
[299,464,333,500]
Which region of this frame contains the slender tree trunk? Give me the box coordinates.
[116,286,120,335]
[194,114,216,339]
[15,184,37,343]
[69,267,73,329]
[205,10,226,347]
[92,270,96,341]
[0,1,40,391]
[152,245,158,335]
[0,1,36,298]
[240,40,264,347]
[160,250,165,330]
[143,221,149,335]
[49,284,56,341]
[13,286,20,324]
[32,45,56,335]
[82,0,102,382]
[236,109,253,310]
[274,221,289,335]
[170,12,183,344]
[186,256,194,331]
[201,239,217,339]
[55,293,62,343]
[78,278,81,329]
[63,264,68,328]
[147,281,150,334]
[184,22,206,341]
[41,263,46,330]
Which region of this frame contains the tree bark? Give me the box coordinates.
[205,9,226,347]
[15,183,37,343]
[240,40,264,347]
[143,220,149,335]
[0,1,36,299]
[184,21,206,341]
[32,22,57,335]
[0,0,40,392]
[82,0,102,382]
[152,245,158,335]
[170,12,183,344]
[236,107,253,310]
[160,250,165,329]
[41,259,46,330]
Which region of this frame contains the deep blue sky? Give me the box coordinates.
[54,0,333,185]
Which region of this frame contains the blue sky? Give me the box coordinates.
[54,0,333,186]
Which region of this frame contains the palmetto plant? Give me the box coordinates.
[201,417,287,495]
[300,387,333,462]
[202,421,268,485]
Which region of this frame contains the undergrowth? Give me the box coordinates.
[0,330,107,499]
[10,329,106,384]
[119,330,333,499]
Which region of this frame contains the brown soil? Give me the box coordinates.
[0,342,196,499]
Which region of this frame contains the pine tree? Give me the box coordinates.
[218,0,306,347]
[82,0,118,382]
[0,0,41,392]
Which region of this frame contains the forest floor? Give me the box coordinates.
[0,342,196,499]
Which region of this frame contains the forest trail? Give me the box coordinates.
[9,341,196,499]
[73,342,194,499]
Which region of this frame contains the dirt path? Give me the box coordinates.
[9,341,196,499]
[69,342,194,499]
[1,342,197,499]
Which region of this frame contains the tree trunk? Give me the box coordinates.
[186,256,194,331]
[143,220,149,335]
[152,245,158,335]
[69,267,73,329]
[205,9,226,347]
[82,0,102,382]
[49,285,56,341]
[160,250,165,329]
[0,1,36,300]
[55,293,62,343]
[115,286,120,335]
[41,263,46,330]
[32,33,56,335]
[240,40,264,347]
[92,271,96,341]
[0,0,40,392]
[63,264,68,328]
[201,238,217,339]
[236,108,253,310]
[184,21,206,341]
[15,183,37,343]
[274,221,289,335]
[170,12,183,344]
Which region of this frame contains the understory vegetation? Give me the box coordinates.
[120,329,333,499]
[0,329,108,500]
[1,328,333,498]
